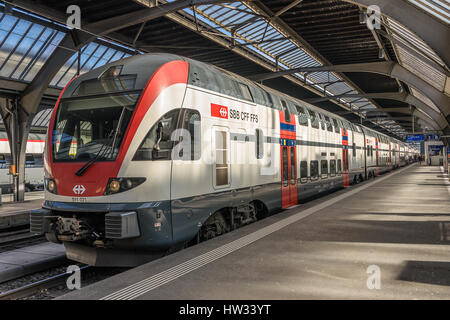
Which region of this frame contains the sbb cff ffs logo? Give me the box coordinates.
[211,103,259,123]
[211,103,228,119]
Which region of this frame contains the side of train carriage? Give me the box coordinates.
[30,54,419,265]
[0,132,45,193]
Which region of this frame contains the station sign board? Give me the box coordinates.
[406,134,423,142]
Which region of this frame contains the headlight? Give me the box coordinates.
[104,177,146,195]
[45,178,57,194]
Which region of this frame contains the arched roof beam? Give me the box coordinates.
[345,0,450,69]
[250,61,450,122]
[304,91,447,129]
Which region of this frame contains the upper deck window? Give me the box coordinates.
[238,83,253,102]
[295,105,309,126]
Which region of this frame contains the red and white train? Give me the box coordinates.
[0,132,45,193]
[30,54,419,266]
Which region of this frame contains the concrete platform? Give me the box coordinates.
[0,191,44,230]
[58,164,450,300]
[0,242,66,283]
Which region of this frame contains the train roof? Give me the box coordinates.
[61,53,404,145]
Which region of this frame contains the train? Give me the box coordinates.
[0,132,45,193]
[30,54,419,266]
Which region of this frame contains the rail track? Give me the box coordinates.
[0,226,43,250]
[0,265,91,300]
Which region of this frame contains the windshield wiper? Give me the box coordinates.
[74,107,126,176]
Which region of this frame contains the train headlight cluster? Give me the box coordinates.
[45,178,57,194]
[105,177,146,195]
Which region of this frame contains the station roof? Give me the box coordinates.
[0,0,448,139]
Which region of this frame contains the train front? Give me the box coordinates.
[30,54,189,266]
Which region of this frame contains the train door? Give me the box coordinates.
[281,142,297,208]
[341,128,350,186]
[279,99,297,209]
[389,142,392,171]
[375,137,379,176]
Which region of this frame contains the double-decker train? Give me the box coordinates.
[30,54,419,266]
[0,132,45,193]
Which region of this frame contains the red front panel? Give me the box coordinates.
[46,60,189,197]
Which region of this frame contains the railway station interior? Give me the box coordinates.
[0,0,448,308]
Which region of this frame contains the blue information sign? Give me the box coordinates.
[406,134,423,142]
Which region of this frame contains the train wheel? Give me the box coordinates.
[199,212,229,241]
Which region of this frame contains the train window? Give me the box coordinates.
[248,85,268,106]
[309,110,319,129]
[238,83,253,102]
[25,154,35,162]
[281,100,291,122]
[330,160,336,177]
[215,129,229,186]
[0,154,5,162]
[133,109,181,161]
[321,160,328,178]
[367,145,370,156]
[181,109,201,160]
[290,148,296,185]
[295,105,309,126]
[324,115,333,132]
[255,128,264,159]
[318,113,325,130]
[300,161,307,183]
[282,147,289,187]
[332,118,340,133]
[353,143,356,157]
[310,160,319,180]
[337,159,342,175]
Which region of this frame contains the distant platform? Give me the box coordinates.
[0,192,44,229]
[59,165,450,300]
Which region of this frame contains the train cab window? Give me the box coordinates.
[367,145,370,156]
[308,110,319,129]
[330,160,336,177]
[300,161,308,183]
[337,159,342,175]
[181,109,201,160]
[295,105,309,126]
[215,129,230,187]
[133,109,181,161]
[238,82,253,102]
[310,160,319,180]
[321,160,328,178]
[281,100,291,122]
[324,115,333,132]
[255,128,264,159]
